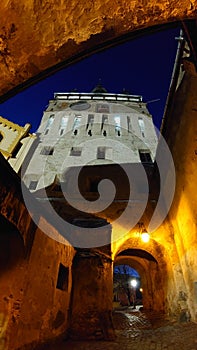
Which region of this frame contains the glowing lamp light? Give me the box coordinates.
[141,232,150,243]
[138,222,150,243]
[131,279,137,288]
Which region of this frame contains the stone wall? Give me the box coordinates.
[0,1,196,99]
[0,154,76,349]
[10,224,75,350]
[69,245,115,340]
[163,60,197,322]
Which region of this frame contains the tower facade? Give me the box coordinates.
[23,86,158,194]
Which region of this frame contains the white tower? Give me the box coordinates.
[23,85,158,193]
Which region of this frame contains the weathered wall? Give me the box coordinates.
[163,60,197,321]
[10,222,75,350]
[1,221,75,350]
[69,246,115,340]
[0,217,26,350]
[0,155,76,349]
[0,0,196,98]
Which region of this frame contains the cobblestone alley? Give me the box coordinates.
[36,307,197,350]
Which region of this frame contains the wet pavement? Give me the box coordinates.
[38,307,197,350]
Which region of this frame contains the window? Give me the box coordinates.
[86,114,94,130]
[59,116,68,135]
[0,132,3,142]
[138,117,145,137]
[47,114,55,126]
[40,146,54,155]
[127,116,131,132]
[139,150,152,163]
[70,147,82,156]
[114,116,121,135]
[96,104,109,113]
[61,116,68,127]
[56,263,69,291]
[29,181,38,190]
[44,114,54,135]
[101,115,108,130]
[97,147,106,159]
[73,115,81,132]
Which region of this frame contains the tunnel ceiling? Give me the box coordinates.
[117,249,157,262]
[0,0,196,101]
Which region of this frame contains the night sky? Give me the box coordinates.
[0,26,180,133]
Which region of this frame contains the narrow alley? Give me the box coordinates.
[35,307,197,350]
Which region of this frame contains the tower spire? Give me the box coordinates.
[91,80,107,93]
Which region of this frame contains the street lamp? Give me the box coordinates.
[130,279,137,309]
[141,231,150,243]
[138,222,150,243]
[131,279,137,288]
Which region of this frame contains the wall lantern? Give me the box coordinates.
[138,222,150,243]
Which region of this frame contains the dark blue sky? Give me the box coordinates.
[114,265,139,277]
[0,26,180,132]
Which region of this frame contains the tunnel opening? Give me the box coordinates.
[113,264,142,309]
[114,246,166,314]
[112,245,169,336]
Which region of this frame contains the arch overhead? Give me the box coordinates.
[0,1,196,100]
[113,237,169,312]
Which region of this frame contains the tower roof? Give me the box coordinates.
[91,82,108,94]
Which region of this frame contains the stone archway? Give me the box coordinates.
[113,237,169,314]
[0,1,196,99]
[114,253,165,312]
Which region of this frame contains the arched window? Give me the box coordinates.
[44,114,54,135]
[0,132,3,142]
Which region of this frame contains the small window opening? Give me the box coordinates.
[56,263,69,291]
[86,114,94,130]
[127,116,131,132]
[101,115,108,130]
[45,114,54,135]
[40,146,54,155]
[114,116,121,135]
[139,150,152,163]
[97,147,106,159]
[73,116,81,132]
[29,181,38,190]
[0,133,3,142]
[138,117,145,137]
[59,116,68,135]
[70,147,82,156]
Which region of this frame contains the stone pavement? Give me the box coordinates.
[37,307,197,350]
